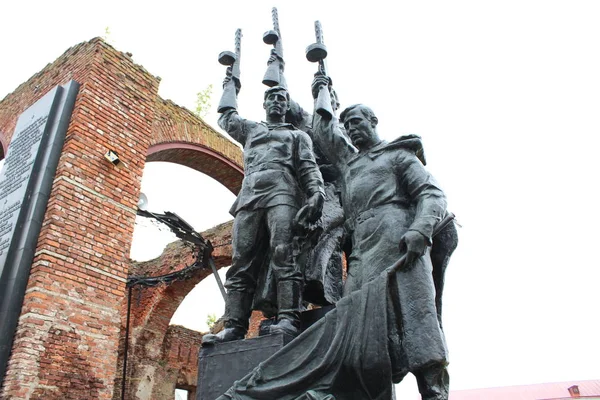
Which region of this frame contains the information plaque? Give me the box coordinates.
[0,81,79,385]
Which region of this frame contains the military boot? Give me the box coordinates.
[202,290,252,345]
[269,280,302,337]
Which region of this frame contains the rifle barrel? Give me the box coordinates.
[274,8,283,57]
[314,21,328,76]
[272,7,280,35]
[232,28,242,79]
[218,28,242,112]
[315,21,324,44]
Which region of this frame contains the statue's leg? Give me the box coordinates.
[203,210,265,345]
[266,205,303,337]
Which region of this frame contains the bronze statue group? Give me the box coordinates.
[202,9,458,400]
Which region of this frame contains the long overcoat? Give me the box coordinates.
[217,122,451,399]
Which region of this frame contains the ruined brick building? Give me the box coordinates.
[0,38,246,399]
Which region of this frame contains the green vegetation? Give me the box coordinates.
[206,313,217,330]
[195,84,213,119]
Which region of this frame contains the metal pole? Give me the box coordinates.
[209,256,227,301]
[121,286,132,400]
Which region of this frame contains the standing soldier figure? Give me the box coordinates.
[202,68,325,344]
[311,84,451,398]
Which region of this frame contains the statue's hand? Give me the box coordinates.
[399,230,429,269]
[294,193,324,228]
[223,67,240,93]
[268,49,285,72]
[223,67,232,86]
[311,74,330,100]
[305,192,324,222]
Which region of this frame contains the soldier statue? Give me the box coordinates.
[202,61,325,344]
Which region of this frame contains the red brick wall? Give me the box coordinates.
[147,98,244,194]
[163,325,203,399]
[117,222,233,400]
[122,324,203,400]
[0,38,160,399]
[0,37,244,399]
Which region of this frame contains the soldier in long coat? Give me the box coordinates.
[317,104,449,399]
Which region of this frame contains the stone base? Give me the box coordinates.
[197,333,293,400]
[197,305,335,400]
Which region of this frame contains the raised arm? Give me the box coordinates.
[310,75,356,168]
[286,99,312,133]
[217,66,260,146]
[218,109,252,147]
[312,114,355,169]
[217,29,254,146]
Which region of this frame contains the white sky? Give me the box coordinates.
[2,1,600,398]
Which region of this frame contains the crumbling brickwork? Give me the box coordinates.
[0,38,160,400]
[164,325,204,399]
[148,98,243,194]
[0,38,244,399]
[116,222,234,400]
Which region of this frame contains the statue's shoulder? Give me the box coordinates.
[292,127,312,140]
[382,134,427,165]
[287,127,314,146]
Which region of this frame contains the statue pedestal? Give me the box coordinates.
[196,306,334,400]
[197,333,293,400]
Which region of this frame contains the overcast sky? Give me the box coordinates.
[2,1,599,398]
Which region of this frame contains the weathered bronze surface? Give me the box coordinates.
[201,12,458,400]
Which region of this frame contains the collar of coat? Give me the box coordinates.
[350,134,427,166]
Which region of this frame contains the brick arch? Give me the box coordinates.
[147,142,243,194]
[115,97,245,399]
[147,98,244,195]
[120,222,233,400]
[0,38,247,399]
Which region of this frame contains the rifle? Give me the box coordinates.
[217,28,242,113]
[262,7,286,88]
[306,21,334,120]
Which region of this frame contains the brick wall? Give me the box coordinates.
[163,325,203,399]
[122,324,203,400]
[117,222,234,400]
[0,37,244,399]
[147,98,244,194]
[0,38,160,399]
[116,221,266,399]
